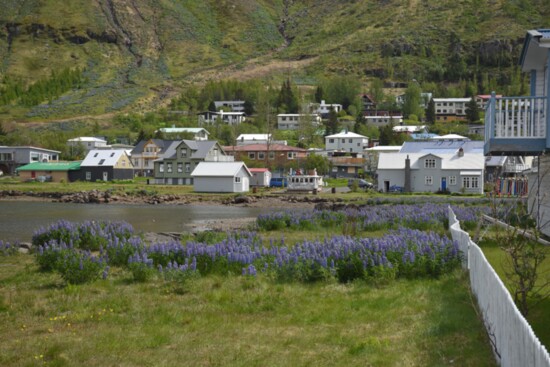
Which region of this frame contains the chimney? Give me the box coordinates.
[458,147,464,157]
[404,155,411,193]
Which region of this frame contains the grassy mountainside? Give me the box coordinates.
[1,0,550,121]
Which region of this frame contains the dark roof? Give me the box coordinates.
[130,139,179,155]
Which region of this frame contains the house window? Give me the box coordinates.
[258,152,265,160]
[248,152,255,160]
[449,176,457,185]
[159,163,164,173]
[94,153,98,157]
[98,159,105,165]
[349,139,353,143]
[134,159,139,166]
[425,158,436,168]
[86,171,91,181]
[185,163,190,172]
[288,152,295,159]
[269,152,275,160]
[462,176,479,189]
[177,163,183,173]
[110,152,115,157]
[341,139,345,143]
[329,139,334,143]
[235,176,241,183]
[425,176,433,185]
[181,149,187,158]
[167,163,172,173]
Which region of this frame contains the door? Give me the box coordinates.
[384,180,390,192]
[102,171,108,181]
[441,177,447,191]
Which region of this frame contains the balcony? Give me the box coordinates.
[484,94,547,156]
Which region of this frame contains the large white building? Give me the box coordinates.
[377,140,485,194]
[325,130,368,154]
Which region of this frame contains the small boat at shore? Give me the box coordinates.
[286,169,324,193]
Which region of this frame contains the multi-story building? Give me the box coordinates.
[0,146,60,175]
[198,111,246,125]
[153,140,233,185]
[325,130,368,154]
[277,114,321,130]
[433,98,471,122]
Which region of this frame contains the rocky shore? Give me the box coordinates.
[0,189,354,210]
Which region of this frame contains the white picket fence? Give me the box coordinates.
[448,206,550,367]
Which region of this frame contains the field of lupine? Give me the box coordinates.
[0,203,497,366]
[24,204,487,285]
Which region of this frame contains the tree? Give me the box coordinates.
[325,108,340,136]
[465,97,480,123]
[134,129,148,145]
[276,78,299,113]
[425,98,436,125]
[314,86,324,103]
[304,153,331,176]
[368,78,385,109]
[402,82,423,119]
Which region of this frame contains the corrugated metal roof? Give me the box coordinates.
[81,149,128,167]
[191,162,251,177]
[378,152,484,170]
[16,161,81,171]
[400,141,483,154]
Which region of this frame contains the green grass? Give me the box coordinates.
[477,235,550,350]
[0,255,495,366]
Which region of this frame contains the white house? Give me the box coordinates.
[377,141,485,194]
[191,161,252,193]
[67,137,108,153]
[277,114,321,130]
[308,100,343,117]
[363,115,404,127]
[157,126,210,140]
[214,100,246,113]
[325,130,368,154]
[198,111,246,125]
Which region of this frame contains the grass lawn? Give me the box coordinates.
[0,255,496,367]
[477,235,550,351]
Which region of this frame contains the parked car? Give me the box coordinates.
[388,185,404,193]
[348,178,374,190]
[269,177,288,188]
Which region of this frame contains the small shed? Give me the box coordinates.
[191,162,252,193]
[16,161,81,182]
[249,168,271,187]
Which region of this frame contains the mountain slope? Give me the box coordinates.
[1,0,550,121]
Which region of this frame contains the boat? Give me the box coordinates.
[286,169,324,193]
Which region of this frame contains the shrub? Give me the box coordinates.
[56,251,107,284]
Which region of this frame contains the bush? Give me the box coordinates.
[56,251,107,284]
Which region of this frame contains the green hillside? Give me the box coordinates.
[1,0,550,122]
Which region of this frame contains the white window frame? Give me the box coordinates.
[235,176,241,183]
[185,163,191,173]
[449,176,457,185]
[248,152,255,160]
[177,163,183,173]
[159,163,164,173]
[425,176,433,185]
[167,163,172,173]
[425,158,436,168]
